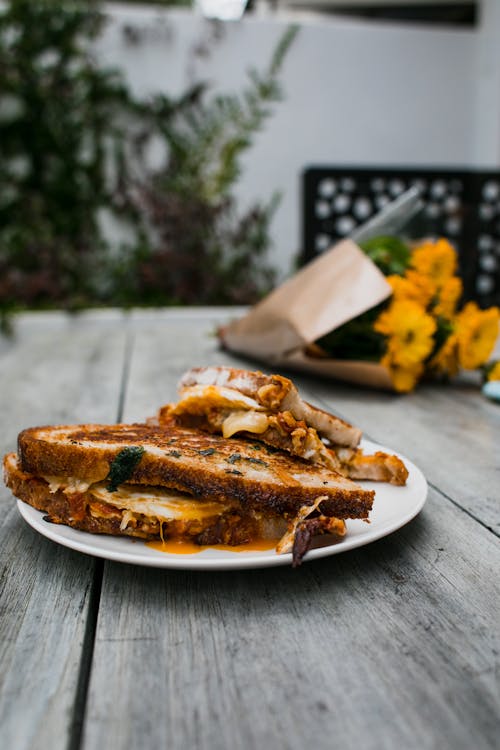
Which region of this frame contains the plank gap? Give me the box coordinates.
[67,559,104,750]
[117,329,134,423]
[427,480,500,540]
[69,328,134,750]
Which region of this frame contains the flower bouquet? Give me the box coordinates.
[219,231,499,393]
[315,236,500,392]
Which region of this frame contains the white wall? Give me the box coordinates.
[98,4,497,277]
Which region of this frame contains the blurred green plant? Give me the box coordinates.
[0,0,132,325]
[112,24,298,305]
[0,0,297,327]
[316,304,387,362]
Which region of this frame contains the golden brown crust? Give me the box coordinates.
[18,425,111,484]
[16,423,374,519]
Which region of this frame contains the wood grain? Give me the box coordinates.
[82,487,500,750]
[0,315,127,750]
[82,313,500,750]
[119,312,244,422]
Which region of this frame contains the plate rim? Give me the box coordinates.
[15,440,427,570]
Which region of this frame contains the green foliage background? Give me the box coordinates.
[0,0,297,325]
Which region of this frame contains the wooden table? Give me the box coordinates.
[1,308,499,750]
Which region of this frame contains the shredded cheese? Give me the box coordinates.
[120,510,135,531]
[43,475,91,494]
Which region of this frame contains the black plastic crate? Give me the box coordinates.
[302,166,500,307]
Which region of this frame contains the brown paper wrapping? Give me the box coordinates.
[220,239,395,390]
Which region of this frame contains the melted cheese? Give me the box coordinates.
[44,475,91,494]
[89,483,234,521]
[222,410,269,438]
[147,538,279,554]
[175,384,265,413]
[120,510,135,531]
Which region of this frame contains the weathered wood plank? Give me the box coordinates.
[120,312,245,422]
[83,315,500,750]
[82,485,500,750]
[0,314,127,750]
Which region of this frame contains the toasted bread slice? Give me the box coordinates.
[17,423,374,519]
[4,452,285,545]
[178,366,362,447]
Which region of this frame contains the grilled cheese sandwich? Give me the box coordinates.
[4,366,408,565]
[4,422,372,565]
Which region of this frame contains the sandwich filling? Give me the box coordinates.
[162,384,408,485]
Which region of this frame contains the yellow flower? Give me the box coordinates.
[381,353,423,393]
[374,299,437,368]
[387,270,436,309]
[429,333,459,377]
[458,301,482,323]
[411,238,457,287]
[456,302,500,369]
[434,276,463,319]
[487,361,500,381]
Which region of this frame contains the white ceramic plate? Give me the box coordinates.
[16,439,427,570]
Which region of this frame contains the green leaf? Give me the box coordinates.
[360,235,411,276]
[106,446,145,492]
[316,303,388,361]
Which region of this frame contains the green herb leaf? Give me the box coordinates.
[198,448,216,456]
[228,453,242,464]
[106,446,145,492]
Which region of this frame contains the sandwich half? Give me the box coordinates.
[4,422,375,565]
[158,366,408,485]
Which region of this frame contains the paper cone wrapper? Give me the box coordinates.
[221,238,395,390]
